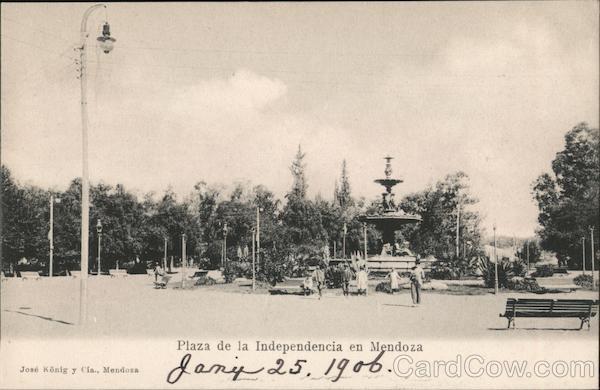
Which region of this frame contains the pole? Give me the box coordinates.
[582,237,586,275]
[79,3,106,325]
[256,208,260,273]
[97,232,101,275]
[342,223,346,259]
[252,230,256,291]
[456,202,460,259]
[363,223,367,260]
[224,229,227,270]
[590,227,596,289]
[181,234,187,288]
[49,195,54,278]
[526,240,530,272]
[493,224,498,294]
[163,237,168,270]
[333,241,336,258]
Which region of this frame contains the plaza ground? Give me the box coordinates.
[1,273,598,341]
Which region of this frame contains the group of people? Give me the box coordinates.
[387,259,425,305]
[301,259,425,306]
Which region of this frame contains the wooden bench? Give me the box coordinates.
[19,271,41,280]
[500,298,599,330]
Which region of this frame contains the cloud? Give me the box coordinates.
[169,69,287,119]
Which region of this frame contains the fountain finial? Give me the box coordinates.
[384,156,393,178]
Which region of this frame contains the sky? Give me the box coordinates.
[1,2,598,238]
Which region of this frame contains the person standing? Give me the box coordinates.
[410,258,425,306]
[356,266,368,296]
[388,268,400,294]
[341,263,354,296]
[313,266,326,299]
[153,262,162,282]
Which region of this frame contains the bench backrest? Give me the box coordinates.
[505,298,599,316]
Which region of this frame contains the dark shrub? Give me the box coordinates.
[375,281,392,293]
[195,276,216,286]
[477,257,513,288]
[511,260,527,277]
[428,264,455,280]
[223,261,252,283]
[506,277,542,292]
[573,274,594,290]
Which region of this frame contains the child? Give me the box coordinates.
[302,274,314,296]
[388,268,400,294]
[356,266,368,296]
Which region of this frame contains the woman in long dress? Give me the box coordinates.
[388,268,399,294]
[356,266,368,296]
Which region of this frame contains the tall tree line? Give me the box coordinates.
[1,147,483,275]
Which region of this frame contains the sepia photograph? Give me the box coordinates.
[1,2,598,389]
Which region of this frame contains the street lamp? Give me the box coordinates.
[363,222,367,261]
[48,195,61,278]
[251,228,256,291]
[181,233,187,288]
[342,223,347,259]
[582,237,586,275]
[163,236,168,271]
[590,226,596,290]
[96,219,102,275]
[222,222,228,269]
[78,3,115,325]
[256,207,263,273]
[493,224,498,294]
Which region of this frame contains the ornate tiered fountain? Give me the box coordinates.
[360,156,422,272]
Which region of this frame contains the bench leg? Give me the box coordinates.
[507,317,514,329]
[580,318,590,330]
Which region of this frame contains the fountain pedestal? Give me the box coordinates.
[359,156,424,273]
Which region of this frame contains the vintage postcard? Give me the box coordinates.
[1,2,598,389]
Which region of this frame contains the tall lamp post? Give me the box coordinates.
[222,222,228,269]
[590,226,596,290]
[251,228,256,291]
[456,199,460,259]
[181,233,187,288]
[96,219,102,275]
[163,236,168,270]
[48,195,61,277]
[493,224,498,294]
[256,208,262,273]
[362,222,367,261]
[582,237,586,275]
[342,223,347,259]
[78,3,116,325]
[526,240,530,272]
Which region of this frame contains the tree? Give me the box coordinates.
[517,240,541,265]
[289,145,307,199]
[282,146,327,257]
[1,166,51,267]
[400,172,483,263]
[335,159,353,210]
[533,123,599,268]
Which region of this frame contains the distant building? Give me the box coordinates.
[483,245,517,262]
